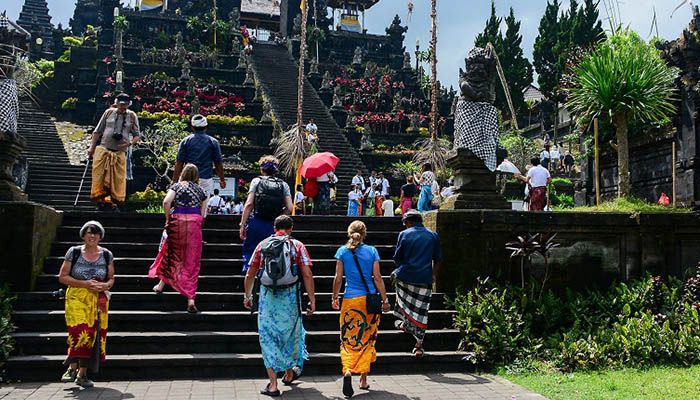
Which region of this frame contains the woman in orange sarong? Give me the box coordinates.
[332,221,391,398]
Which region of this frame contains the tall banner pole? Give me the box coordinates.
[294,0,310,203]
[594,118,601,206]
[672,140,677,209]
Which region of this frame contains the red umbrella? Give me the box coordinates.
[300,152,340,178]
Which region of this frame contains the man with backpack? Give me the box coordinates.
[243,215,315,397]
[207,189,226,215]
[240,156,294,272]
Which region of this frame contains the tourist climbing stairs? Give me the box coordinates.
[18,97,94,211]
[251,43,366,213]
[8,212,466,381]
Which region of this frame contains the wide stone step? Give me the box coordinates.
[12,329,460,356]
[14,292,447,312]
[6,351,469,381]
[56,226,399,244]
[43,257,399,276]
[12,310,456,332]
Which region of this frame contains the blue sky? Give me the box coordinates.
[4,0,692,88]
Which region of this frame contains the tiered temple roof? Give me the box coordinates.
[16,0,53,53]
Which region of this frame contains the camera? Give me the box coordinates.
[51,288,65,300]
[112,132,124,141]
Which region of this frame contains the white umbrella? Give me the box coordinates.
[497,159,521,175]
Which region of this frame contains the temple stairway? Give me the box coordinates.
[8,212,467,380]
[18,98,94,211]
[251,43,366,213]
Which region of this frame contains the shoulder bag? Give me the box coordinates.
[350,248,383,314]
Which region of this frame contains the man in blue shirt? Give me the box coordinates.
[392,209,442,357]
[172,114,226,196]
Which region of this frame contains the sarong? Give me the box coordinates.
[242,215,274,271]
[400,197,413,215]
[375,196,383,216]
[365,198,376,216]
[258,285,308,372]
[316,182,331,214]
[64,287,108,372]
[347,200,360,217]
[340,296,380,374]
[417,185,434,212]
[149,209,204,299]
[90,146,127,204]
[393,278,432,342]
[529,187,547,211]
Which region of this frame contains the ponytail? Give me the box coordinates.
[345,220,367,250]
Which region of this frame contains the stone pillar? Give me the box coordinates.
[441,148,510,210]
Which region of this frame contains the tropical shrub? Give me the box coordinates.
[138,111,256,126]
[129,187,166,203]
[61,97,78,110]
[0,286,15,383]
[451,273,700,372]
[138,119,190,184]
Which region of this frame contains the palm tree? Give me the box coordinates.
[566,28,677,197]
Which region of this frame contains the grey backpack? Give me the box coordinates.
[259,235,298,288]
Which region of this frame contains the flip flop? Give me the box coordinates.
[412,345,425,358]
[152,285,163,294]
[359,384,370,390]
[260,384,281,397]
[282,368,300,385]
[394,320,407,332]
[342,375,354,398]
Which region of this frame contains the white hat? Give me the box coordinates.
[80,220,105,239]
[191,114,208,128]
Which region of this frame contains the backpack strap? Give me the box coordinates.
[70,247,81,268]
[350,247,375,295]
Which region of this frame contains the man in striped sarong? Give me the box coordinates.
[391,209,442,357]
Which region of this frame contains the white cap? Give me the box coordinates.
[80,220,105,239]
[191,114,208,128]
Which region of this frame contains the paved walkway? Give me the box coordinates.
[0,374,545,400]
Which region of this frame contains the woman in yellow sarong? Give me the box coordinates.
[58,221,115,388]
[332,221,391,398]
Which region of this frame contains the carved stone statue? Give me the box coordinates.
[385,14,408,53]
[180,59,191,81]
[175,31,183,49]
[453,46,499,171]
[187,78,195,97]
[293,13,302,36]
[360,123,374,151]
[402,52,411,70]
[352,46,363,65]
[345,109,356,129]
[237,51,247,70]
[392,92,402,112]
[261,101,273,123]
[320,71,332,90]
[232,36,241,53]
[407,113,419,134]
[243,66,255,86]
[229,7,241,28]
[309,57,319,75]
[190,95,200,115]
[332,86,343,108]
[364,61,377,78]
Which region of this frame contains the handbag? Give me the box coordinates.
[350,248,383,315]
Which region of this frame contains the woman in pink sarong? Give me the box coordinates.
[149,163,208,313]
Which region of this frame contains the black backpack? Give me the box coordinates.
[253,176,286,221]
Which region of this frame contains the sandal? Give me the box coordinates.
[187,304,199,314]
[152,284,163,294]
[412,344,425,358]
[260,384,281,397]
[342,374,354,398]
[394,320,407,332]
[281,368,300,385]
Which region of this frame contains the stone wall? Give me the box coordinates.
[425,209,700,293]
[0,202,62,291]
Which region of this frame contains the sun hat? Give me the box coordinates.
[191,114,208,128]
[115,93,130,105]
[80,220,105,239]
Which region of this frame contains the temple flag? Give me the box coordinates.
[300,0,305,11]
[140,0,164,12]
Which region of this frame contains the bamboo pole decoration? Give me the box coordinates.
[429,0,438,139]
[213,0,217,47]
[672,140,677,209]
[594,118,601,206]
[296,2,309,140]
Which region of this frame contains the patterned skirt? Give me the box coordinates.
[64,287,108,371]
[258,285,308,372]
[393,277,432,342]
[340,296,380,374]
[316,182,331,213]
[529,187,547,211]
[90,146,127,205]
[149,212,204,299]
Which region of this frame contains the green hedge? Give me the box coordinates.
[0,286,15,383]
[452,274,700,372]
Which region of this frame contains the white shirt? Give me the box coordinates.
[207,195,225,209]
[352,175,365,190]
[527,165,551,188]
[381,199,394,216]
[348,190,362,201]
[233,203,243,214]
[306,123,318,133]
[294,191,305,204]
[364,187,376,198]
[380,178,389,196]
[369,176,378,187]
[317,171,337,183]
[550,149,561,160]
[540,150,550,160]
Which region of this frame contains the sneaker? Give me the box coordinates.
[60,368,77,383]
[74,376,94,388]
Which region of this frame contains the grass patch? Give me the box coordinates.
[556,197,690,213]
[503,365,700,400]
[68,130,87,141]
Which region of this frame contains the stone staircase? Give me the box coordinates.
[8,212,466,381]
[251,43,367,213]
[17,97,95,211]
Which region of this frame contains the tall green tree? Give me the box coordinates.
[533,1,561,102]
[567,29,677,197]
[574,0,605,47]
[474,2,532,118]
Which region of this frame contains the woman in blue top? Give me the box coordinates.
[332,221,391,398]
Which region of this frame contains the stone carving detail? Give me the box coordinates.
[352,46,363,65]
[309,57,319,75]
[385,14,408,53]
[261,101,273,123]
[360,123,374,151]
[345,109,356,129]
[332,86,343,108]
[190,95,200,115]
[392,92,402,112]
[244,66,255,86]
[180,59,191,81]
[229,7,240,28]
[320,71,332,90]
[237,51,247,70]
[403,52,411,70]
[293,13,302,36]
